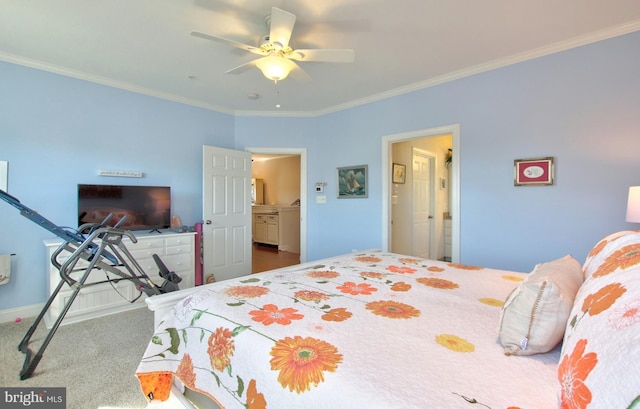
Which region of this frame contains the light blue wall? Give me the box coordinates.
[235,114,384,259]
[1,30,639,311]
[0,63,235,310]
[235,30,640,270]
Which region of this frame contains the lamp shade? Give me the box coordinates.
[255,56,296,81]
[626,186,640,222]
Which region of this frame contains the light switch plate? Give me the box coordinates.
[316,195,327,204]
[0,161,7,192]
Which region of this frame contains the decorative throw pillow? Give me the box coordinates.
[558,231,640,408]
[499,255,583,356]
[582,230,638,279]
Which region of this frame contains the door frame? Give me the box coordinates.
[382,124,460,262]
[245,147,307,263]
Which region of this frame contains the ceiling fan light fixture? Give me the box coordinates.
[192,7,354,83]
[256,56,296,81]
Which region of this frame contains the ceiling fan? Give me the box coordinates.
[191,7,355,82]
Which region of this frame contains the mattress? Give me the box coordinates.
[136,252,560,408]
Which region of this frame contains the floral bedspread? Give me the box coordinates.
[136,252,560,409]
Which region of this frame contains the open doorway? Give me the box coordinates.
[247,148,307,272]
[391,140,448,260]
[382,125,460,262]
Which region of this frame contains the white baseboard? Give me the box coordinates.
[0,303,44,324]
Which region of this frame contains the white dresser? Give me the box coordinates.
[43,231,195,327]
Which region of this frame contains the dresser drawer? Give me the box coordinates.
[127,237,164,252]
[128,247,165,260]
[166,245,191,256]
[163,253,193,273]
[166,235,193,247]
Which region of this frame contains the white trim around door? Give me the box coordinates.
[245,147,307,264]
[382,124,460,262]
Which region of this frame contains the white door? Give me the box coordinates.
[202,146,252,281]
[412,149,433,258]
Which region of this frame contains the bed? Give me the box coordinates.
[136,231,640,409]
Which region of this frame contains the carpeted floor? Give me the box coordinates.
[0,306,153,409]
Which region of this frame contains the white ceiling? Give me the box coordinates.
[1,0,640,116]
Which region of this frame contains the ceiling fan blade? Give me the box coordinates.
[225,59,258,74]
[289,49,355,63]
[190,31,267,56]
[269,7,296,49]
[289,63,312,83]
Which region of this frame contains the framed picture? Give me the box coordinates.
[392,163,406,184]
[337,165,368,198]
[440,177,447,190]
[514,157,554,186]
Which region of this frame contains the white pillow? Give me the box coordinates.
[499,255,583,356]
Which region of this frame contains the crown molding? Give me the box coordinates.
[0,52,235,115]
[310,20,640,117]
[2,20,639,119]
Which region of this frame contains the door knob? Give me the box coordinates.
[428,215,433,219]
[205,220,212,224]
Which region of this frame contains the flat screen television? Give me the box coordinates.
[78,184,171,231]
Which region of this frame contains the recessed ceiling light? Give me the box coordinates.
[247,93,260,100]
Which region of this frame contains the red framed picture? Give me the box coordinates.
[514,157,554,186]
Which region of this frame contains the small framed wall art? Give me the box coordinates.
[337,165,368,198]
[514,157,554,186]
[440,177,447,190]
[392,163,406,184]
